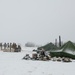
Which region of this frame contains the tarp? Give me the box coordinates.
[38,42,58,51]
[50,41,75,59]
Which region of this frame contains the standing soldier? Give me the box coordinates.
[4,43,7,50]
[39,48,45,60]
[7,43,9,48]
[0,43,2,50]
[18,45,21,52]
[10,43,12,52]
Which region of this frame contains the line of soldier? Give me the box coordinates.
[0,43,21,51]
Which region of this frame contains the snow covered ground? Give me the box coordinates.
[0,47,75,75]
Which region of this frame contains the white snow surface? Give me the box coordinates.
[0,47,75,75]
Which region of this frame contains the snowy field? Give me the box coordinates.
[0,47,75,75]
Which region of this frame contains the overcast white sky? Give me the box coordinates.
[0,0,75,45]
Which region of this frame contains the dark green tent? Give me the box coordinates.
[38,42,58,51]
[50,41,75,59]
